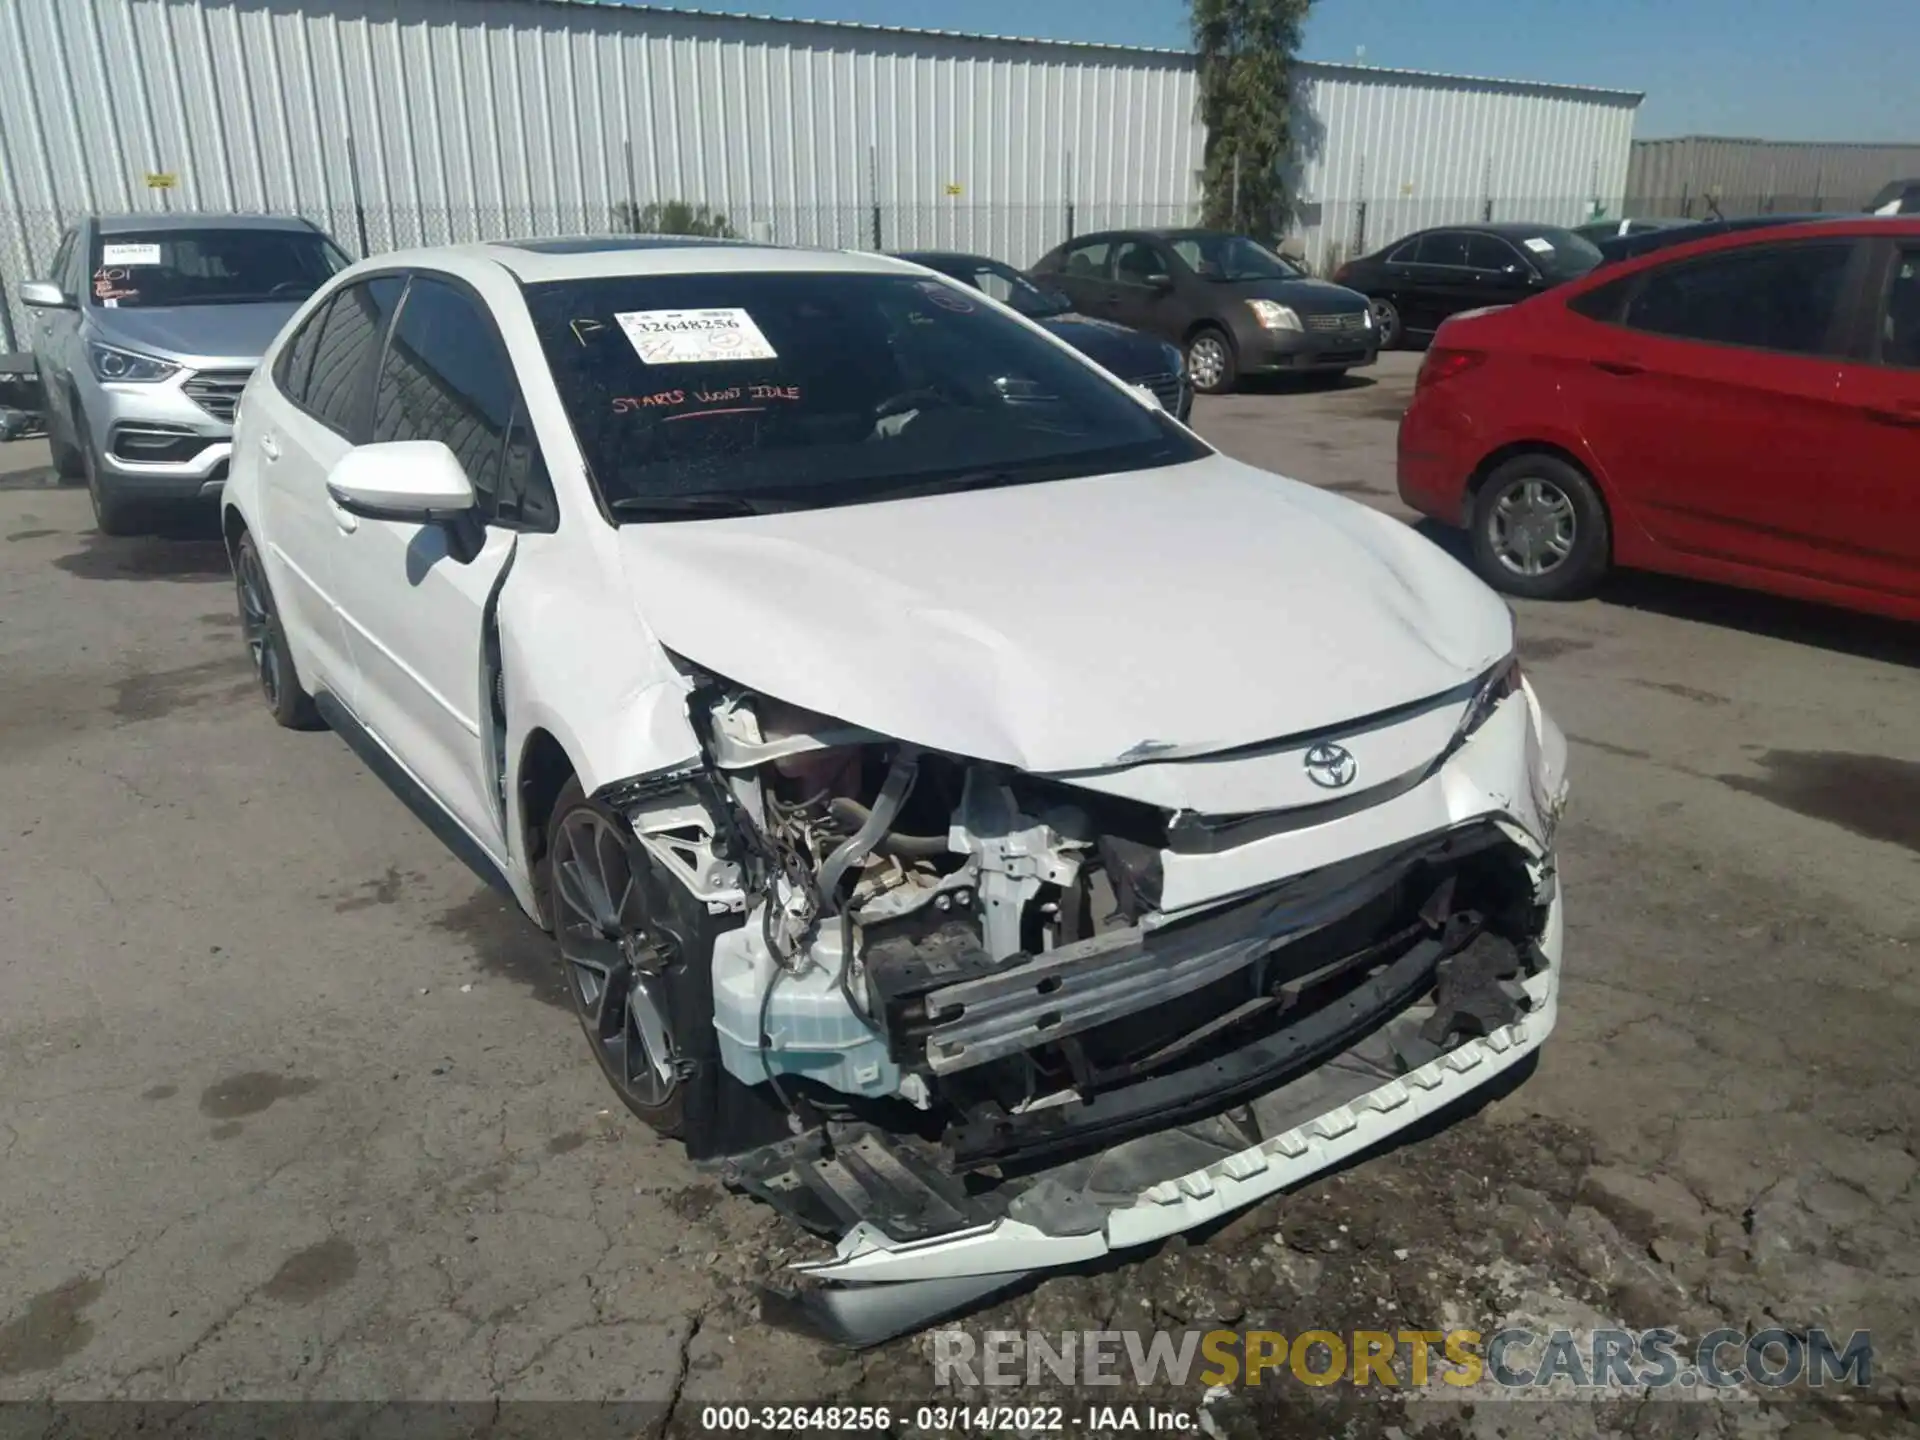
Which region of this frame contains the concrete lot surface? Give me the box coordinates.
[1,352,1916,1435]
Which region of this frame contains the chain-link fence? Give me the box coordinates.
[0,198,1202,352]
[1621,191,1880,221]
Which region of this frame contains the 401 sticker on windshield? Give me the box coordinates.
[614,308,778,365]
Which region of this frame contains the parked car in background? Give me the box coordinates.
[892,250,1192,420]
[1030,229,1376,393]
[220,234,1568,1342]
[1398,218,1920,622]
[1573,217,1689,243]
[1335,224,1604,349]
[18,213,351,534]
[1594,213,1835,266]
[1867,180,1920,215]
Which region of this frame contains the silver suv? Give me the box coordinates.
[19,213,350,534]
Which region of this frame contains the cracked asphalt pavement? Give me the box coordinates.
[1,352,1916,1435]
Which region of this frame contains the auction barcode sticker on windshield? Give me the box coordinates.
[101,243,162,266]
[614,308,778,365]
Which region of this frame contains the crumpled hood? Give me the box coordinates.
[617,456,1513,774]
[89,302,302,367]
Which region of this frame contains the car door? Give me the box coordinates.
[329,271,533,857]
[1568,237,1865,575]
[1380,231,1463,334]
[1405,231,1483,330]
[1463,234,1543,312]
[1829,238,1920,596]
[27,227,80,414]
[1107,237,1184,340]
[253,275,405,699]
[1048,237,1115,317]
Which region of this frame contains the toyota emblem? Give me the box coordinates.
[1303,741,1358,789]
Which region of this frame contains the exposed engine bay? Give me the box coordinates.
[589,664,1567,1342]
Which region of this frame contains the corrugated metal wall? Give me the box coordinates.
[0,0,1643,346]
[1626,137,1920,218]
[0,0,1205,345]
[1288,64,1640,272]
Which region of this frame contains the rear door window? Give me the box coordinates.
[302,276,404,439]
[1623,242,1855,356]
[371,275,521,518]
[1879,246,1920,368]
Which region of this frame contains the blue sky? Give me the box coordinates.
[662,0,1919,141]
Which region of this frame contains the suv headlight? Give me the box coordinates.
[1247,299,1302,332]
[88,342,179,384]
[1162,342,1185,377]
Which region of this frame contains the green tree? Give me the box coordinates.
[612,199,737,238]
[1191,0,1314,242]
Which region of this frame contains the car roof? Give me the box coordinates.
[92,212,319,235]
[1577,215,1920,280]
[336,236,921,286]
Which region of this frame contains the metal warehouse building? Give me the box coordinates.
[0,0,1639,345]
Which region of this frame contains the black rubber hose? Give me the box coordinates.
[826,797,948,859]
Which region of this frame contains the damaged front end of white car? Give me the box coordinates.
[572,644,1568,1346]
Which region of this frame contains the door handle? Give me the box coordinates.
[259,433,280,462]
[1863,404,1920,427]
[1591,359,1646,376]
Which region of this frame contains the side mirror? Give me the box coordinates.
[326,441,475,522]
[18,279,73,310]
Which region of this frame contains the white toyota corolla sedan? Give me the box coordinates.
[221,235,1569,1342]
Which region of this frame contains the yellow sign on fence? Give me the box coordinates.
[146,172,177,189]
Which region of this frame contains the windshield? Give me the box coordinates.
[89,228,350,308]
[1510,228,1604,281]
[524,271,1205,520]
[1169,234,1302,282]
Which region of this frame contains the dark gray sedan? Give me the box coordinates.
[1029,228,1377,393]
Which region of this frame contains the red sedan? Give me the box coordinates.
[1397,218,1920,622]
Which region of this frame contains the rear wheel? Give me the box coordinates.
[1370,298,1403,350]
[234,531,323,728]
[1185,326,1238,395]
[1469,454,1611,601]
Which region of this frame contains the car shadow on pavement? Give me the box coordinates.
[1237,370,1380,397]
[1599,571,1919,669]
[51,510,231,583]
[1409,519,1917,669]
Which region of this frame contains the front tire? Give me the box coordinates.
[1469,454,1611,601]
[75,404,139,535]
[234,531,323,728]
[49,390,85,482]
[546,780,711,1139]
[1370,298,1403,350]
[1186,326,1238,395]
